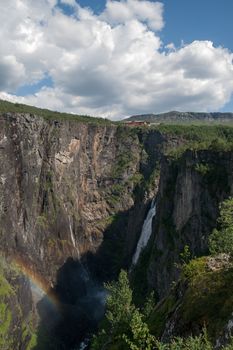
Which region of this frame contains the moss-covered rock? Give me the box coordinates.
[0,256,36,350]
[149,255,233,346]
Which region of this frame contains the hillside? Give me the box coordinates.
[0,99,113,125]
[125,111,233,124]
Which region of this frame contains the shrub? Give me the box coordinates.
[209,197,233,256]
[194,163,210,176]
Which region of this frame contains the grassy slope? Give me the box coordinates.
[0,99,113,125]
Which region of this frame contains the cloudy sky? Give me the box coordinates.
[0,0,233,119]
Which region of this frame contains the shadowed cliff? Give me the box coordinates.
[1,108,233,348]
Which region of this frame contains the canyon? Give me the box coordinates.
[0,106,233,349]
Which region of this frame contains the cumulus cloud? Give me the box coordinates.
[0,55,25,90]
[101,0,164,31]
[0,0,233,119]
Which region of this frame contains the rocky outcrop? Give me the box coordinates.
[149,255,233,347]
[148,150,233,298]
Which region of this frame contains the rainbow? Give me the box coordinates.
[12,254,61,310]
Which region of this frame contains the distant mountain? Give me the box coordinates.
[125,111,233,123]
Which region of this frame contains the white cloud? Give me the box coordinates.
[0,0,233,119]
[101,0,164,31]
[60,0,76,6]
[165,43,176,51]
[0,55,25,90]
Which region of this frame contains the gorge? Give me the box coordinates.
[0,101,233,349]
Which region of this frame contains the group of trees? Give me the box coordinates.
[91,270,233,350]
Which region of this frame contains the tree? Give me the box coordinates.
[209,197,233,256]
[122,309,156,350]
[104,270,134,335]
[179,245,191,265]
[91,270,156,350]
[143,291,156,319]
[91,270,135,349]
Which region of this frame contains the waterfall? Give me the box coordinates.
[132,199,156,266]
[68,215,82,259]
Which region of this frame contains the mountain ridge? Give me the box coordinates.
[125,111,233,123]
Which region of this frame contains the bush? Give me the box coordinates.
[209,197,233,256]
[156,330,212,350]
[194,163,210,176]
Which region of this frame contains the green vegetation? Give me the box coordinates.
[22,315,38,350]
[91,268,233,349]
[36,215,49,230]
[105,126,142,209]
[0,99,113,125]
[180,257,233,339]
[0,256,38,350]
[156,124,233,158]
[209,197,233,256]
[179,245,192,265]
[155,331,213,350]
[129,199,233,349]
[0,260,14,349]
[0,273,13,297]
[111,128,139,179]
[194,163,211,175]
[91,270,156,350]
[157,124,233,144]
[148,293,177,338]
[0,302,13,349]
[130,244,154,305]
[26,333,37,350]
[142,165,160,193]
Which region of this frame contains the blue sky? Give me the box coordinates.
[69,0,106,13]
[1,0,233,118]
[163,1,232,48]
[75,0,233,51]
[162,0,233,112]
[163,0,233,112]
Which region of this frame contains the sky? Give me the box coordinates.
[0,0,233,119]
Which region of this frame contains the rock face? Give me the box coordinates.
[150,255,233,347]
[148,150,233,298]
[0,112,164,348]
[0,114,143,280]
[1,112,233,348]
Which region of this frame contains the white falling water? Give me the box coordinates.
[68,216,76,247]
[132,199,156,266]
[68,215,82,259]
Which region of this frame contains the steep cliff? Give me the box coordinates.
[0,113,165,280]
[146,149,233,298]
[0,111,164,348]
[1,106,233,349]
